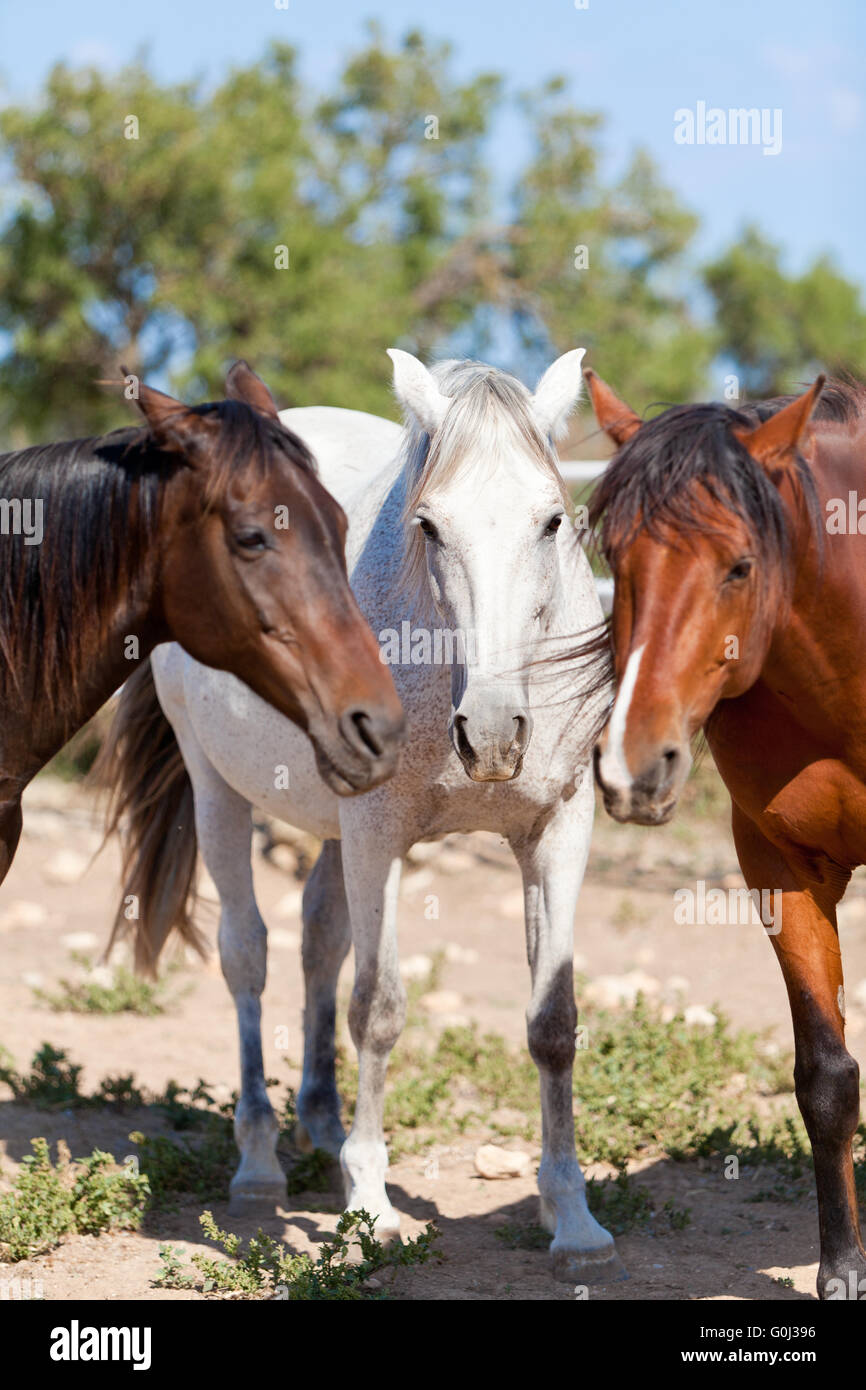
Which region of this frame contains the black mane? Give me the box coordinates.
[589,377,866,569]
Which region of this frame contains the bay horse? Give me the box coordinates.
[0,361,404,916]
[585,366,866,1299]
[100,349,619,1284]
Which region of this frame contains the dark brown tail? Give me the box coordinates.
[92,658,205,977]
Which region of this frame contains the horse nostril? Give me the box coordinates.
[452,713,474,761]
[663,747,678,767]
[341,708,384,759]
[513,712,532,751]
[593,743,606,788]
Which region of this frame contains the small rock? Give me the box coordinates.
[0,899,49,930]
[584,970,660,1009]
[420,989,464,1015]
[274,888,303,919]
[474,1144,532,1179]
[684,1004,718,1027]
[21,970,44,989]
[62,931,99,952]
[44,849,89,885]
[269,928,299,951]
[400,953,433,981]
[269,844,300,875]
[444,942,479,966]
[86,964,115,989]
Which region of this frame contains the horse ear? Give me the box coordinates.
[126,373,211,456]
[531,348,586,440]
[225,360,279,419]
[584,368,642,446]
[734,376,826,466]
[387,348,452,435]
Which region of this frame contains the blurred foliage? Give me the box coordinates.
[0,29,501,440]
[704,225,866,398]
[0,30,863,445]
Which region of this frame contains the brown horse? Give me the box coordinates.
[585,366,866,1299]
[0,361,404,893]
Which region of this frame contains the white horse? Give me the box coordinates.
[104,349,619,1283]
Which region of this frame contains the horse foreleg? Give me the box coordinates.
[297,839,351,1156]
[733,804,865,1299]
[339,818,405,1238]
[178,729,285,1212]
[512,776,624,1284]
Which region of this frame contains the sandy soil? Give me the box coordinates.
[4,771,866,1302]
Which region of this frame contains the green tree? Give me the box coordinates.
[0,33,501,442]
[703,225,866,397]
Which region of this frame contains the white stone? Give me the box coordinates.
[400,953,433,981]
[444,942,479,965]
[584,970,661,1009]
[274,888,303,919]
[684,1004,718,1027]
[474,1144,533,1179]
[44,849,89,884]
[420,989,464,1015]
[269,928,299,951]
[62,931,100,952]
[0,899,49,930]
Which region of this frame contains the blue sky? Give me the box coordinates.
[1,0,863,290]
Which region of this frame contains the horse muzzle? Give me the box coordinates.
[450,703,533,783]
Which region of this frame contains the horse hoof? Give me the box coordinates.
[228,1178,286,1217]
[373,1222,402,1247]
[551,1244,627,1286]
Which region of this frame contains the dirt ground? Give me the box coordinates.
[4,770,866,1302]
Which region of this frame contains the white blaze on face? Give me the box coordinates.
[600,643,645,790]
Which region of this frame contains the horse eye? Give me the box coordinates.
[544,514,564,537]
[234,527,268,552]
[417,517,439,542]
[726,558,753,583]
